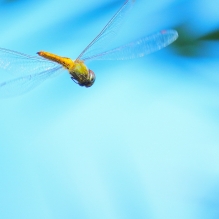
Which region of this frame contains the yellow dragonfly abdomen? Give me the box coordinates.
[37,51,96,87]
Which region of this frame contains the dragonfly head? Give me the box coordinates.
[85,69,96,87]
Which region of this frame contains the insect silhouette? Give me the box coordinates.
[0,0,178,97]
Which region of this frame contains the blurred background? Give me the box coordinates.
[0,0,219,218]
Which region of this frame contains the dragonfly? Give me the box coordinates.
[0,0,178,98]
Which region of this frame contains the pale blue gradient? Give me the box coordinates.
[0,0,219,219]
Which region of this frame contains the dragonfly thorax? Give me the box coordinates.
[69,60,95,87]
[70,69,95,87]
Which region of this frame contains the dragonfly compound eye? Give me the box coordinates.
[86,69,96,87]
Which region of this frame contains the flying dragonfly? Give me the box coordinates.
[0,0,178,98]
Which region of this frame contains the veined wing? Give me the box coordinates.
[0,47,59,77]
[81,30,178,61]
[0,66,63,98]
[77,0,135,61]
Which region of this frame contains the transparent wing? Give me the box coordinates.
[82,30,178,61]
[0,47,59,77]
[0,66,63,98]
[77,0,135,60]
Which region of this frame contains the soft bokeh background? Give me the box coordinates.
[0,0,219,218]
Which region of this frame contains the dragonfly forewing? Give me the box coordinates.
[77,0,135,61]
[82,30,178,61]
[0,47,59,77]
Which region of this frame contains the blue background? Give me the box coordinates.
[1,0,219,218]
